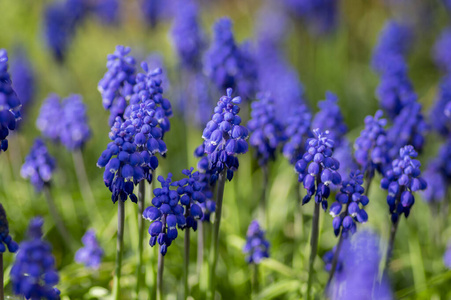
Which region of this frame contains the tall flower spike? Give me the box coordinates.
[36,94,63,142]
[243,220,270,264]
[21,139,56,192]
[0,204,19,253]
[11,217,60,300]
[60,95,91,151]
[381,145,427,223]
[282,104,312,164]
[11,49,34,123]
[295,129,342,211]
[329,170,369,237]
[98,45,136,125]
[75,229,104,269]
[247,93,285,166]
[201,88,249,181]
[143,174,185,255]
[0,49,21,153]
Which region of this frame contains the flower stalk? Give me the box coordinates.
[0,253,3,300]
[184,228,190,299]
[157,247,165,300]
[113,200,125,300]
[306,200,320,300]
[136,181,146,298]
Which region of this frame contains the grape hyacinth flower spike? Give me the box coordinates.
[0,49,21,153]
[11,217,60,300]
[10,48,34,123]
[0,203,19,299]
[75,229,104,270]
[381,145,427,269]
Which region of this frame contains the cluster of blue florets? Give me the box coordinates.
[0,204,19,253]
[422,140,451,203]
[143,174,186,255]
[75,229,104,269]
[381,145,427,223]
[11,217,60,300]
[10,49,34,122]
[243,220,270,264]
[429,75,451,136]
[21,139,57,192]
[282,104,312,164]
[433,27,451,73]
[36,94,62,142]
[329,170,369,237]
[295,129,342,210]
[0,49,21,153]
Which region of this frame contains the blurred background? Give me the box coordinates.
[1,0,451,299]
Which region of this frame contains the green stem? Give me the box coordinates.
[136,181,146,299]
[293,182,303,268]
[251,263,259,298]
[327,228,345,286]
[0,253,3,300]
[197,221,204,276]
[113,200,125,300]
[157,249,164,300]
[184,228,190,299]
[306,201,320,300]
[384,188,404,271]
[208,169,227,300]
[363,170,373,197]
[260,165,269,228]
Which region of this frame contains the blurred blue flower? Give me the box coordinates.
[140,0,172,28]
[445,241,451,269]
[10,49,34,123]
[36,94,63,142]
[334,139,358,182]
[381,145,427,223]
[295,129,342,210]
[21,139,56,192]
[75,229,104,269]
[11,217,60,300]
[248,93,285,166]
[143,174,186,255]
[243,220,270,264]
[433,27,451,73]
[421,161,446,204]
[60,94,91,151]
[282,104,312,164]
[201,88,249,181]
[0,203,19,253]
[0,49,21,153]
[93,0,119,25]
[429,75,451,136]
[255,3,289,45]
[329,170,369,237]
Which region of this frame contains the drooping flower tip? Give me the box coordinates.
[243,220,270,264]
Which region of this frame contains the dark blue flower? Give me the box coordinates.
[60,94,91,151]
[243,220,270,264]
[0,49,21,153]
[380,145,427,223]
[282,104,312,164]
[11,217,60,300]
[75,229,104,269]
[248,93,285,166]
[36,94,63,142]
[295,129,342,210]
[21,139,56,192]
[143,174,185,255]
[0,204,19,253]
[429,75,451,136]
[10,48,34,123]
[433,27,451,73]
[329,170,369,237]
[201,88,249,180]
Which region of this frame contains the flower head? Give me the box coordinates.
[429,75,451,136]
[11,217,60,300]
[0,49,21,153]
[140,0,172,28]
[75,229,104,269]
[380,145,427,223]
[0,204,19,253]
[282,104,312,164]
[143,174,185,255]
[10,49,34,122]
[433,27,451,73]
[421,161,446,204]
[93,0,120,25]
[243,220,270,264]
[248,93,285,166]
[21,139,56,192]
[36,94,63,142]
[60,95,91,150]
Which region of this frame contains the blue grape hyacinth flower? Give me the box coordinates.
[282,104,312,164]
[75,229,104,269]
[60,94,91,151]
[143,174,186,255]
[243,220,270,264]
[0,203,19,253]
[329,170,369,237]
[21,139,56,192]
[0,49,21,153]
[295,129,342,210]
[36,94,63,143]
[422,160,446,204]
[445,241,451,269]
[433,27,451,73]
[10,49,34,122]
[381,145,427,223]
[94,0,120,25]
[201,88,249,181]
[429,75,451,136]
[11,217,60,300]
[248,93,285,166]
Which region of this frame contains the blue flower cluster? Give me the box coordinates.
[429,75,451,136]
[202,88,248,180]
[247,93,285,166]
[295,129,341,210]
[98,45,136,125]
[143,174,186,255]
[171,0,205,71]
[75,229,104,269]
[422,140,451,203]
[433,27,451,73]
[10,49,34,122]
[329,170,369,237]
[36,94,63,142]
[140,0,172,28]
[0,204,19,253]
[21,139,56,192]
[282,104,312,165]
[445,241,451,269]
[381,145,427,223]
[198,172,216,223]
[243,220,270,264]
[354,110,390,176]
[93,0,120,25]
[11,217,60,300]
[0,49,21,153]
[174,168,206,230]
[204,18,258,100]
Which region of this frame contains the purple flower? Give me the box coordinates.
[21,139,56,192]
[445,241,451,269]
[282,104,312,164]
[93,0,120,25]
[0,204,19,253]
[295,129,342,210]
[36,94,63,142]
[433,27,451,73]
[0,49,21,153]
[10,48,34,123]
[422,140,451,203]
[380,145,427,223]
[243,220,270,264]
[429,75,451,136]
[333,139,358,183]
[75,229,104,269]
[11,217,60,300]
[255,3,289,45]
[143,174,185,255]
[140,0,172,28]
[60,95,91,151]
[248,93,285,166]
